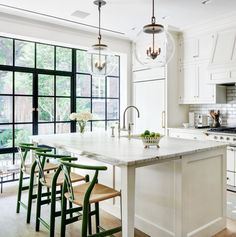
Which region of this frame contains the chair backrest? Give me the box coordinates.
[34,152,73,185]
[60,161,107,205]
[34,151,47,183]
[18,143,35,170]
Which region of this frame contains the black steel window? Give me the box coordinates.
[0,36,120,182]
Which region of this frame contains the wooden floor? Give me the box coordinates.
[0,182,236,237]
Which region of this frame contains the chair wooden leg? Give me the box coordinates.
[82,204,89,237]
[60,189,67,237]
[26,172,35,223]
[36,181,42,231]
[95,202,100,233]
[49,185,57,237]
[88,204,92,235]
[16,170,23,213]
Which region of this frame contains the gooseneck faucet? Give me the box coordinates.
[122,105,140,130]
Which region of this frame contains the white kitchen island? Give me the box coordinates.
[31,132,227,237]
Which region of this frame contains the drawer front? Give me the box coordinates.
[168,130,206,141]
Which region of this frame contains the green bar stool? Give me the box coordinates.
[34,151,87,237]
[16,143,58,224]
[60,161,122,237]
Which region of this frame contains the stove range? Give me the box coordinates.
[208,127,236,134]
[206,127,236,144]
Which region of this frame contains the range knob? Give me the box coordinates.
[214,136,218,140]
[226,137,230,141]
[220,137,224,140]
[233,138,236,141]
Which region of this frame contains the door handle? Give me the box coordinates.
[162,111,165,129]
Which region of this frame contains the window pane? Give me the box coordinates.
[56,123,70,134]
[56,47,72,71]
[0,71,12,94]
[15,72,33,95]
[107,56,119,76]
[76,74,91,97]
[92,99,105,120]
[0,96,13,123]
[0,37,13,65]
[0,153,13,166]
[0,125,13,148]
[14,124,32,146]
[38,74,54,96]
[15,96,32,123]
[37,44,54,70]
[15,40,35,68]
[107,77,119,98]
[56,98,70,121]
[56,76,70,96]
[92,77,105,97]
[92,121,105,131]
[77,50,88,73]
[107,99,119,119]
[38,97,54,122]
[38,123,54,135]
[76,98,91,113]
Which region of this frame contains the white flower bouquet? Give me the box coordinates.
[69,112,93,133]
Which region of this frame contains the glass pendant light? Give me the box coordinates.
[86,0,116,76]
[134,0,175,67]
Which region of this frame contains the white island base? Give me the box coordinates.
[74,148,226,237]
[31,133,226,237]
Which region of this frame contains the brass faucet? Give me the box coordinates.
[122,106,140,139]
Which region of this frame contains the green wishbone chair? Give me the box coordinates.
[60,161,122,237]
[34,151,87,237]
[16,143,58,223]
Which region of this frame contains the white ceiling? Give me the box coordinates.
[0,0,236,39]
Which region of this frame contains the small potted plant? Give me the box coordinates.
[140,130,164,148]
[69,112,93,133]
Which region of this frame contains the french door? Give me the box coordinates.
[0,71,73,167]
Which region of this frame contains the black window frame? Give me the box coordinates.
[0,36,120,183]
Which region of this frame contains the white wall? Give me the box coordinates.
[0,12,132,117]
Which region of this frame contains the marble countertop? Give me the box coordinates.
[30,132,227,166]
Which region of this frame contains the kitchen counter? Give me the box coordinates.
[30,132,225,166]
[31,132,227,237]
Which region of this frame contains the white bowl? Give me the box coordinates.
[183,123,189,128]
[141,135,164,148]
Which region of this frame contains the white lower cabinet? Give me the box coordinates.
[168,128,235,187]
[227,147,236,187]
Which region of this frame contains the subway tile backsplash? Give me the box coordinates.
[189,87,236,126]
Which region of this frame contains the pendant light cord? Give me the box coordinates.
[98,1,102,44]
[152,0,155,24]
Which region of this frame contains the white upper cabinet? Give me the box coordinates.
[210,28,236,66]
[208,28,236,84]
[180,34,214,64]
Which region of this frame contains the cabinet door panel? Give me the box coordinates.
[197,63,214,102]
[133,80,165,134]
[180,64,197,102]
[227,148,235,172]
[198,34,214,61]
[212,29,236,65]
[180,38,198,63]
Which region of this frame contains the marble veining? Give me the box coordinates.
[30,132,227,166]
